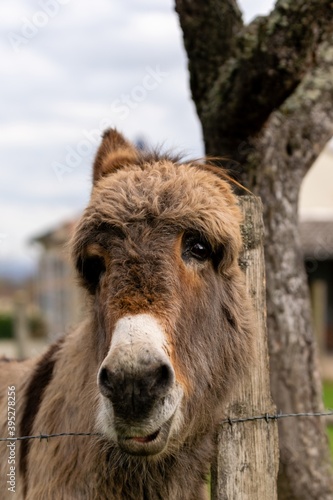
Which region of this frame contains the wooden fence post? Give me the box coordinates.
[211,195,279,499]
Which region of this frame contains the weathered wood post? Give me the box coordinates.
[211,196,279,499]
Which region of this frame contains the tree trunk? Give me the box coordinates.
[175,1,333,497]
[251,102,333,499]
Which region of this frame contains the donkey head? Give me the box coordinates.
[72,129,253,457]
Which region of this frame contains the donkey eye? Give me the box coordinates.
[189,241,211,260]
[182,232,212,262]
[78,255,106,293]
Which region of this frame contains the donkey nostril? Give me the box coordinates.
[99,367,115,397]
[154,363,174,392]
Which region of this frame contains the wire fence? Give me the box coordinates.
[220,409,333,425]
[1,409,333,442]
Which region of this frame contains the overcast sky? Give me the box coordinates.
[0,0,277,280]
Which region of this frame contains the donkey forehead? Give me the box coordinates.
[89,161,242,243]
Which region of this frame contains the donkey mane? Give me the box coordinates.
[0,129,254,500]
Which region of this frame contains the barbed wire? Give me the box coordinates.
[1,410,333,442]
[221,409,333,426]
[0,431,101,442]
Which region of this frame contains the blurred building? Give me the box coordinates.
[299,144,333,356]
[0,278,48,359]
[33,220,83,341]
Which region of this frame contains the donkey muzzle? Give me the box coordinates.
[97,314,182,455]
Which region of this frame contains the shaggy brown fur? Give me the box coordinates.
[0,129,254,499]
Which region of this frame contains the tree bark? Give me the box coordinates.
[175,1,333,498]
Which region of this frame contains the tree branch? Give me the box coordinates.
[175,0,243,114]
[176,0,333,157]
[250,33,333,190]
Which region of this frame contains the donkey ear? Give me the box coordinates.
[93,128,138,184]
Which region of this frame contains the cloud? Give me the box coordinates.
[238,0,275,22]
[0,0,276,281]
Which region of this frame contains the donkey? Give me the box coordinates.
[0,129,254,499]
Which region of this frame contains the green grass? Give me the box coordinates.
[323,381,333,409]
[322,381,333,460]
[327,427,333,460]
[0,313,14,339]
